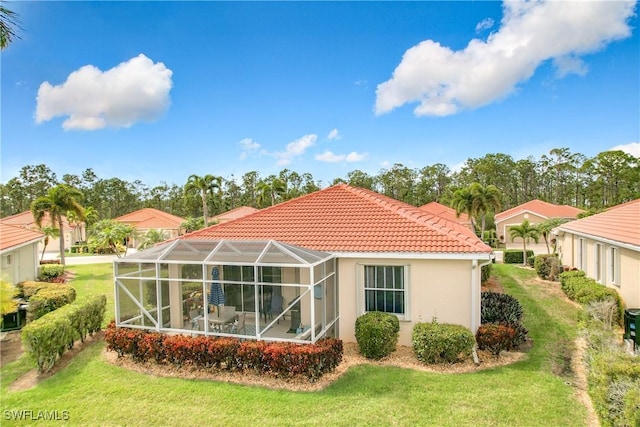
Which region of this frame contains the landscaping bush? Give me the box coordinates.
[104,324,344,381]
[527,255,535,267]
[559,271,624,325]
[412,319,474,364]
[475,323,516,355]
[534,254,561,281]
[15,281,49,299]
[481,291,528,347]
[39,264,65,281]
[354,311,400,360]
[481,263,492,285]
[22,294,106,373]
[503,249,534,264]
[39,259,61,265]
[27,284,76,322]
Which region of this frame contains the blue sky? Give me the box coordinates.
[2,1,639,188]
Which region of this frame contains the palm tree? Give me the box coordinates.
[137,229,168,251]
[509,219,540,266]
[31,184,85,267]
[185,174,221,227]
[90,219,135,257]
[81,206,99,242]
[451,187,478,234]
[470,183,502,240]
[537,217,568,254]
[39,226,60,262]
[0,4,20,50]
[256,177,287,207]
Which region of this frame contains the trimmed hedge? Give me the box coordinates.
[104,324,343,382]
[534,254,561,281]
[26,285,76,322]
[559,271,624,325]
[39,264,65,281]
[412,319,475,364]
[21,294,106,373]
[503,249,534,264]
[481,263,493,285]
[354,311,400,360]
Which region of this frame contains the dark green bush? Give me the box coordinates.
[481,291,528,347]
[355,311,400,360]
[481,263,493,285]
[39,264,65,281]
[527,255,535,267]
[559,272,624,325]
[412,319,474,364]
[504,249,534,264]
[534,254,561,281]
[27,285,76,322]
[476,323,516,355]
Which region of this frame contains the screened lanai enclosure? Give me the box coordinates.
[113,240,338,343]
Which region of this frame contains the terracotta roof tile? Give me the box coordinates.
[557,199,640,247]
[116,208,185,230]
[0,223,44,252]
[181,184,491,254]
[208,206,259,224]
[0,210,75,232]
[419,201,471,224]
[495,199,583,221]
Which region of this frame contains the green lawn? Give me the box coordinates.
[1,264,588,426]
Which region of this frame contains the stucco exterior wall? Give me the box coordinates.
[1,243,39,286]
[558,232,640,308]
[336,257,480,347]
[496,212,546,244]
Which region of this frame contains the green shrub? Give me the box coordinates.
[503,249,534,264]
[412,319,474,364]
[527,255,535,267]
[39,264,65,281]
[534,254,561,281]
[15,281,49,299]
[21,294,106,373]
[481,291,528,347]
[476,323,516,355]
[354,311,400,360]
[559,272,624,325]
[481,263,492,285]
[27,284,76,322]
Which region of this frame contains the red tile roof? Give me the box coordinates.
[495,199,584,221]
[116,208,185,230]
[0,223,44,252]
[181,184,491,254]
[419,201,471,224]
[0,210,75,232]
[209,206,259,224]
[557,199,640,248]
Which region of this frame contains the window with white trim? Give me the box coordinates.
[609,247,619,286]
[364,265,406,316]
[594,244,603,284]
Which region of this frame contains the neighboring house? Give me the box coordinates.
[0,223,44,285]
[419,201,474,231]
[115,208,185,248]
[495,199,584,244]
[0,211,81,257]
[114,184,493,347]
[554,199,640,308]
[208,206,259,225]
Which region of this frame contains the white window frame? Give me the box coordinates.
[594,243,603,284]
[608,247,619,287]
[361,264,410,321]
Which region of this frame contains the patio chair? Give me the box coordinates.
[269,295,284,324]
[189,309,201,329]
[231,312,246,334]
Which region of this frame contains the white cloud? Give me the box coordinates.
[475,17,494,33]
[316,150,368,163]
[609,142,640,158]
[327,128,341,141]
[35,54,173,130]
[375,1,636,117]
[274,134,317,166]
[238,138,261,160]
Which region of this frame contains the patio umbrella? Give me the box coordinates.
[208,266,225,315]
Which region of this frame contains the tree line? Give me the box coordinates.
[1,147,638,223]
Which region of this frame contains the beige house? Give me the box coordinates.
[0,211,81,257]
[114,184,492,346]
[495,199,584,245]
[0,223,44,285]
[115,208,185,248]
[555,199,640,308]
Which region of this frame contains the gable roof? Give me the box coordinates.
[0,223,45,252]
[209,206,259,224]
[0,210,75,232]
[419,201,470,224]
[495,199,584,222]
[115,208,185,230]
[181,184,491,254]
[556,199,640,249]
